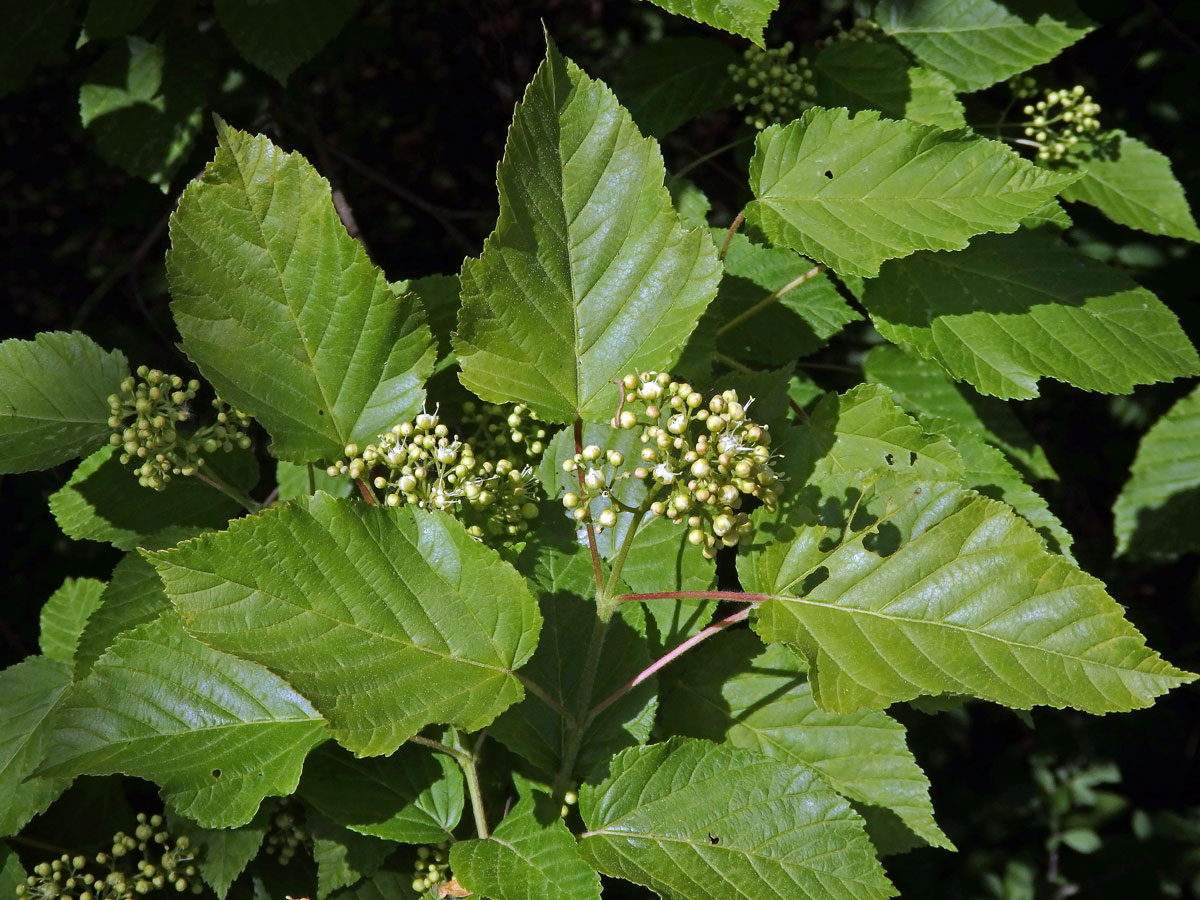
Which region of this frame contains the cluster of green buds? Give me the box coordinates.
[410,843,450,895]
[263,807,309,866]
[832,18,881,43]
[728,42,816,130]
[561,444,628,531]
[1019,85,1101,161]
[459,401,548,462]
[107,366,252,490]
[15,815,200,900]
[327,407,541,539]
[1008,73,1039,99]
[601,372,781,558]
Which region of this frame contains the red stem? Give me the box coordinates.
[356,478,378,505]
[719,210,745,261]
[574,419,605,592]
[586,607,752,723]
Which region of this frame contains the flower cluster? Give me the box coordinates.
[263,807,309,866]
[107,366,252,490]
[459,401,548,462]
[1019,85,1101,161]
[832,18,881,43]
[327,406,541,539]
[564,373,780,558]
[410,843,450,895]
[728,42,816,130]
[1008,74,1039,99]
[14,814,200,900]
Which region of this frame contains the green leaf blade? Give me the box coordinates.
[0,332,128,474]
[167,121,435,463]
[862,229,1200,399]
[454,42,721,424]
[39,612,328,828]
[452,794,602,900]
[579,738,895,900]
[1113,385,1200,560]
[640,0,778,44]
[875,0,1094,93]
[747,108,1074,277]
[149,495,542,756]
[40,577,106,664]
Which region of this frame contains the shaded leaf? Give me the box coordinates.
[640,0,777,44]
[579,738,894,900]
[0,0,75,97]
[80,0,156,43]
[50,445,258,550]
[814,41,965,129]
[454,41,720,424]
[75,551,171,675]
[660,631,950,849]
[167,121,435,464]
[39,612,328,828]
[299,741,463,843]
[150,495,541,757]
[614,37,738,138]
[1062,132,1200,242]
[453,793,601,900]
[393,274,460,369]
[79,32,215,188]
[311,817,393,900]
[276,460,352,502]
[171,808,270,900]
[214,0,356,83]
[0,844,25,900]
[0,656,74,836]
[0,332,128,474]
[875,0,1094,92]
[747,107,1074,277]
[1113,384,1200,561]
[862,228,1200,399]
[713,232,858,365]
[40,577,105,664]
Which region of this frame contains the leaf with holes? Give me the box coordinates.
[454,40,720,424]
[167,120,435,464]
[38,612,328,827]
[149,494,541,756]
[747,108,1075,277]
[579,738,894,900]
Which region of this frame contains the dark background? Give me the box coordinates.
[2,1,1199,896]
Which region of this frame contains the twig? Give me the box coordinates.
[515,672,571,719]
[673,135,755,180]
[194,470,261,513]
[356,478,379,505]
[719,211,744,261]
[585,607,752,724]
[574,419,605,593]
[717,264,824,336]
[72,208,172,329]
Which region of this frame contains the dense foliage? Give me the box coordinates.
[3,2,1200,899]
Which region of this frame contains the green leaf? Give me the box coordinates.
[299,741,463,843]
[660,631,950,849]
[39,612,327,828]
[75,552,171,674]
[214,0,356,83]
[924,414,1073,558]
[454,41,721,424]
[311,817,393,900]
[149,495,541,756]
[640,0,777,44]
[747,107,1074,277]
[1020,199,1073,231]
[167,121,435,464]
[50,445,259,550]
[0,843,26,900]
[0,332,128,474]
[579,738,894,900]
[452,793,602,900]
[0,0,75,97]
[875,0,1094,93]
[392,274,461,369]
[713,232,859,365]
[814,41,965,129]
[0,656,74,836]
[614,38,738,138]
[40,577,105,664]
[863,344,1055,480]
[1062,132,1200,242]
[275,461,352,502]
[861,228,1200,399]
[491,544,656,781]
[80,0,156,43]
[79,33,215,188]
[739,389,1195,714]
[667,176,712,230]
[329,871,420,900]
[1113,384,1200,561]
[171,808,269,900]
